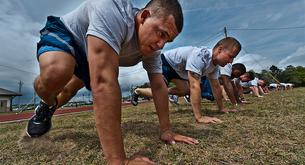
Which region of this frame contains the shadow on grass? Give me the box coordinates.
[121,120,223,160]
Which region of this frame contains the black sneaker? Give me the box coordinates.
[26,100,57,137]
[131,88,139,106]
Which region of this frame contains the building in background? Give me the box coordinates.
[0,88,21,112]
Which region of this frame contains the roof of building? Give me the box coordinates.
[0,88,22,96]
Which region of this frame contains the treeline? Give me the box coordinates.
[251,65,305,87]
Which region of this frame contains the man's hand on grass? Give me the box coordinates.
[125,155,155,165]
[160,130,199,145]
[196,116,223,124]
[220,108,238,113]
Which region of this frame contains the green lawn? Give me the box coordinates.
[1,88,305,164]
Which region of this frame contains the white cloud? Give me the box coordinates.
[278,45,305,68]
[266,13,283,22]
[234,53,274,72]
[0,0,41,92]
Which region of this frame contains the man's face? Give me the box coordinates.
[137,11,179,56]
[213,47,238,67]
[239,74,251,82]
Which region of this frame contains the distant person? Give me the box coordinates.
[26,0,198,164]
[232,72,255,102]
[257,79,269,94]
[131,37,242,124]
[269,83,280,91]
[280,83,294,90]
[286,83,294,90]
[239,77,265,97]
[219,63,246,106]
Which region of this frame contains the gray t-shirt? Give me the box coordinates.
[61,0,161,73]
[240,77,258,87]
[163,46,219,80]
[220,63,232,77]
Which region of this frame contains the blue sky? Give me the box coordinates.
[0,0,304,103]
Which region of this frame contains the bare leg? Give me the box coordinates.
[135,88,153,98]
[220,85,229,101]
[135,79,189,98]
[56,75,85,108]
[168,79,189,96]
[34,51,76,106]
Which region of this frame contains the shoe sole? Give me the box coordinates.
[25,124,51,138]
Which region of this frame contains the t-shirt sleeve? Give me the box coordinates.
[86,0,132,55]
[142,51,162,74]
[185,52,206,76]
[220,64,232,76]
[250,78,258,86]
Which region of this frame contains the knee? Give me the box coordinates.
[40,66,72,89]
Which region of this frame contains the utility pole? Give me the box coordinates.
[33,91,36,108]
[224,27,228,37]
[18,80,23,109]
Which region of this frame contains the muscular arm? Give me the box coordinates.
[220,75,237,105]
[188,71,203,120]
[231,81,242,103]
[149,73,199,144]
[148,73,171,132]
[258,86,266,95]
[87,36,125,164]
[209,78,224,111]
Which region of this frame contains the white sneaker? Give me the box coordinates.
[169,95,179,104]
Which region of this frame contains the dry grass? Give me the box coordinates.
[1,88,305,164]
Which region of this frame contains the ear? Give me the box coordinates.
[217,45,223,54]
[139,10,151,24]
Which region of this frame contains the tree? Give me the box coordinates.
[279,65,305,87]
[269,65,281,79]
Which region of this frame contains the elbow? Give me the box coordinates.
[90,76,118,96]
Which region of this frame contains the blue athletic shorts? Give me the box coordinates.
[37,16,91,90]
[161,54,185,85]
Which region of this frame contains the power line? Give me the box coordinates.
[0,64,38,75]
[200,30,224,45]
[228,26,305,31]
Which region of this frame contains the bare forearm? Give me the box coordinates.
[258,86,265,94]
[92,82,125,163]
[190,87,202,120]
[151,85,171,132]
[232,83,242,103]
[210,79,224,110]
[223,82,237,104]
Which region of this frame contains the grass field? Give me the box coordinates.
[1,88,305,164]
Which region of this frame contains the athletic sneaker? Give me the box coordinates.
[169,95,179,105]
[131,88,139,106]
[184,95,191,103]
[26,101,57,137]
